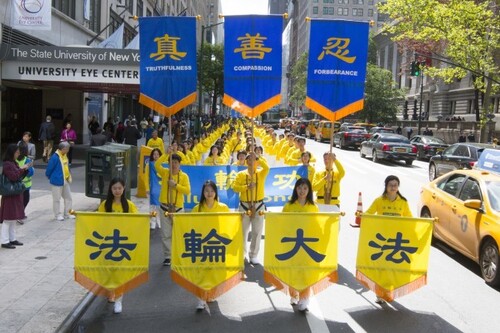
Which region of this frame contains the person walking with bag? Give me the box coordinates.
[1,144,31,249]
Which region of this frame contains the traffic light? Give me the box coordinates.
[410,61,421,76]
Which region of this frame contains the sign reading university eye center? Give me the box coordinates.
[139,16,197,117]
[0,44,139,84]
[306,19,369,121]
[223,15,283,118]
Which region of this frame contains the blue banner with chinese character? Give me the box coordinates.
[264,212,340,297]
[139,16,197,116]
[223,15,283,117]
[171,213,244,301]
[306,19,369,121]
[356,214,433,302]
[178,165,307,210]
[74,212,150,298]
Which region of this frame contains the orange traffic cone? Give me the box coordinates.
[350,192,363,228]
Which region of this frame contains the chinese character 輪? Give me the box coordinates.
[182,229,232,263]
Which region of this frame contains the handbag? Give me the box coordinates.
[0,173,25,196]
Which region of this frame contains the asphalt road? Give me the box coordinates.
[71,136,500,333]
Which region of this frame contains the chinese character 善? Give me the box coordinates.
[234,33,272,59]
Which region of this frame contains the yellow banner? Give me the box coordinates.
[74,212,150,298]
[137,145,153,198]
[171,213,244,301]
[264,212,340,298]
[356,214,433,302]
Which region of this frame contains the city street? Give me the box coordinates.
[73,136,500,333]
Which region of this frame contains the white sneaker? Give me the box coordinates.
[290,296,299,305]
[113,301,122,313]
[64,214,76,219]
[55,215,64,221]
[297,298,309,312]
[375,296,386,304]
[196,300,206,310]
[150,221,156,229]
[249,257,261,265]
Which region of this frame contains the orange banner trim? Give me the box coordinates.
[305,97,364,122]
[223,93,281,118]
[139,92,197,117]
[263,270,338,299]
[171,270,244,301]
[74,270,148,299]
[355,270,427,302]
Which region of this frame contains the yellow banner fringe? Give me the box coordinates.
[263,270,338,299]
[171,270,244,301]
[74,270,148,299]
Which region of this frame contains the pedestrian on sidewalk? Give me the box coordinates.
[148,148,162,230]
[18,131,36,161]
[39,115,56,162]
[16,142,35,224]
[364,175,412,305]
[98,177,139,314]
[60,121,77,165]
[282,178,319,312]
[46,141,75,221]
[1,144,31,249]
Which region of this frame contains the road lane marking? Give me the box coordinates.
[306,297,330,333]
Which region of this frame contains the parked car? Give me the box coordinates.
[295,120,308,136]
[428,143,500,181]
[353,122,377,131]
[333,125,370,149]
[369,127,395,134]
[360,133,417,165]
[410,135,449,160]
[306,120,319,139]
[315,121,341,142]
[418,169,500,286]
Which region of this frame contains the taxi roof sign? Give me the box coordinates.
[476,148,500,175]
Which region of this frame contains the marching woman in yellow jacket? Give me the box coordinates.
[282,178,319,312]
[97,177,138,314]
[191,180,229,310]
[364,175,412,305]
[204,145,225,165]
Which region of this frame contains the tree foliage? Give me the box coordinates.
[289,52,308,107]
[378,0,500,122]
[359,64,407,123]
[199,43,224,115]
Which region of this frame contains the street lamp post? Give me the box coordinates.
[418,68,424,135]
[197,21,223,136]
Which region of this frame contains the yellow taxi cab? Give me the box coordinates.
[315,120,341,142]
[353,122,377,131]
[306,120,319,139]
[418,166,500,286]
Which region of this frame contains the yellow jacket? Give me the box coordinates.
[312,160,345,205]
[231,158,270,202]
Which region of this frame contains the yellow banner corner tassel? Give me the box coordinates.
[264,269,338,298]
[75,270,149,298]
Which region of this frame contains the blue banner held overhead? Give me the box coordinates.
[306,19,369,121]
[139,16,197,117]
[223,15,283,118]
[164,165,307,210]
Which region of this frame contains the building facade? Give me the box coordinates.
[0,0,217,152]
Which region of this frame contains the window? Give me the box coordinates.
[323,7,329,14]
[328,7,334,14]
[52,0,76,19]
[438,175,466,197]
[313,6,318,14]
[313,0,319,2]
[87,0,101,33]
[353,0,364,4]
[459,179,482,201]
[353,8,364,16]
[146,8,152,17]
[337,7,349,15]
[368,0,374,4]
[338,0,349,4]
[323,0,334,3]
[368,9,374,17]
[136,0,144,17]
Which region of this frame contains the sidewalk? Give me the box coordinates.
[0,154,151,333]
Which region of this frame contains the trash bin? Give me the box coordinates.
[107,143,138,188]
[85,145,131,200]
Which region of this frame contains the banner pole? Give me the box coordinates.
[168,115,173,210]
[329,120,334,153]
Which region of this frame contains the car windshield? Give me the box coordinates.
[381,136,410,143]
[424,137,446,144]
[486,181,500,212]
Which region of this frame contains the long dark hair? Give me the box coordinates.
[199,180,218,211]
[208,145,219,157]
[104,177,129,212]
[17,142,28,160]
[383,175,407,201]
[3,144,19,162]
[149,148,162,160]
[288,178,314,205]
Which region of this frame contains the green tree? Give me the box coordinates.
[199,43,224,116]
[359,64,406,123]
[289,52,308,109]
[379,0,500,138]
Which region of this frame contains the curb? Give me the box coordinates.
[55,292,97,333]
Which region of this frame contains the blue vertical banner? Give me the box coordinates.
[306,20,369,121]
[139,16,197,116]
[223,15,283,118]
